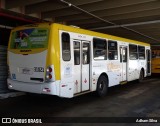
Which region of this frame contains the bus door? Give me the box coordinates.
[146,49,151,75]
[73,40,90,94]
[120,46,127,81]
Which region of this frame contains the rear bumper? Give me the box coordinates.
[7,78,60,96]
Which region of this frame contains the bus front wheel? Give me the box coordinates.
[96,75,108,97]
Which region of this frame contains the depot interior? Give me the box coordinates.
[0,0,160,93]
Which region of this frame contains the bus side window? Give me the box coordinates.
[129,44,138,60]
[108,40,118,60]
[74,42,80,65]
[138,46,145,60]
[93,38,107,60]
[83,43,90,64]
[61,32,71,61]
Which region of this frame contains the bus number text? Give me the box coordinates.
[34,67,44,72]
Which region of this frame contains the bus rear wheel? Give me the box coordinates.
[96,75,108,97]
[138,70,144,83]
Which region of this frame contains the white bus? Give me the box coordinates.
[7,23,151,98]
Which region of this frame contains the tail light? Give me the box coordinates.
[46,65,55,82]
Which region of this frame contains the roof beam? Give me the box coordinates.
[131,24,160,30]
[105,8,160,23]
[42,0,155,18]
[56,1,160,22]
[25,0,103,14]
[68,8,160,26]
[90,20,160,30]
[59,0,160,43]
[98,29,158,44]
[77,15,160,29]
[5,0,47,9]
[42,0,156,18]
[140,31,160,35]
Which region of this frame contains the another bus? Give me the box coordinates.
[7,23,151,98]
[151,45,160,74]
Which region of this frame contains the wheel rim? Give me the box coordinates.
[99,81,104,91]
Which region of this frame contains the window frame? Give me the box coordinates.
[73,41,80,65]
[83,42,90,64]
[61,32,71,61]
[108,40,118,60]
[93,37,107,60]
[129,44,138,60]
[138,46,145,60]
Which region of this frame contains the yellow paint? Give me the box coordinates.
[46,24,61,80]
[151,50,160,74]
[120,81,127,85]
[151,58,160,73]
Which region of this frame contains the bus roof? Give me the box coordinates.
[53,23,150,46]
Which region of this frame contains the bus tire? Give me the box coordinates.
[138,70,144,83]
[96,75,108,97]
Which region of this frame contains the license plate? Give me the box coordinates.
[19,67,33,75]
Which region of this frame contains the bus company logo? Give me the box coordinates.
[107,63,120,72]
[20,50,32,52]
[2,118,11,123]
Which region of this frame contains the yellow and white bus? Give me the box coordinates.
[7,23,151,98]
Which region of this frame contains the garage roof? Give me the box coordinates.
[1,0,160,44]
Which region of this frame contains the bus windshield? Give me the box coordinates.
[10,28,49,49]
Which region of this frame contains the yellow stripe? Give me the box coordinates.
[54,23,150,46]
[46,24,61,80]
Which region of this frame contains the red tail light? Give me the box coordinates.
[49,67,52,73]
[49,74,52,79]
[46,65,55,82]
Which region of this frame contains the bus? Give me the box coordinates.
[151,45,160,74]
[7,23,151,98]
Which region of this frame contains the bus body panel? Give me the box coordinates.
[8,78,60,96]
[59,30,74,98]
[128,60,139,81]
[8,50,47,83]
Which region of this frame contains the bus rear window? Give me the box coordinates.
[10,28,49,49]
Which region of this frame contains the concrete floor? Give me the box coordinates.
[0,77,160,126]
